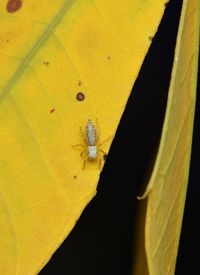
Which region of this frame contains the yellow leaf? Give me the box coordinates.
[0,0,168,273]
[134,0,200,274]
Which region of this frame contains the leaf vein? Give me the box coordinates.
[0,0,76,105]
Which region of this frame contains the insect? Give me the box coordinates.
[72,119,111,169]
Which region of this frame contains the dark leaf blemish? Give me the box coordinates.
[73,175,77,179]
[43,61,50,66]
[148,36,154,41]
[6,0,22,13]
[76,92,85,101]
[78,80,82,86]
[107,56,111,60]
[50,108,55,114]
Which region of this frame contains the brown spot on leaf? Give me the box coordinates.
[73,175,77,179]
[76,92,85,101]
[78,80,82,86]
[6,0,22,13]
[148,36,154,41]
[50,108,55,114]
[107,56,111,60]
[43,61,50,66]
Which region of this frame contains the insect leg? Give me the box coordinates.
[98,149,106,155]
[98,136,113,147]
[80,126,87,143]
[83,158,88,170]
[72,144,85,148]
[95,118,100,142]
[80,149,88,170]
[80,149,87,157]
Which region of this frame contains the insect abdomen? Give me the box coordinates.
[86,120,96,145]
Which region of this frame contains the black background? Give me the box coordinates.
[40,0,199,274]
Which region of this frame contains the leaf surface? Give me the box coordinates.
[0,0,167,273]
[136,0,200,274]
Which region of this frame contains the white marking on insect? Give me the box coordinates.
[72,119,112,169]
[88,145,97,159]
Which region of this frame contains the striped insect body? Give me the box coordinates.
[86,119,96,146]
